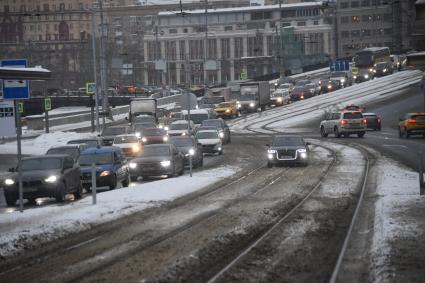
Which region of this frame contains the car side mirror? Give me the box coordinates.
[8,167,15,172]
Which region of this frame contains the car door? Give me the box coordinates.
[63,157,76,191]
[114,151,124,181]
[323,113,332,133]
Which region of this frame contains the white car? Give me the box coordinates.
[320,111,367,138]
[195,130,223,155]
[167,120,195,136]
[112,134,142,158]
[270,89,290,106]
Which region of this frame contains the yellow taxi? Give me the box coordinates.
[399,112,425,138]
[214,101,239,119]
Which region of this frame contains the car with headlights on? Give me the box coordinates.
[78,146,130,191]
[196,129,223,155]
[270,88,290,106]
[323,79,343,93]
[100,125,130,146]
[266,135,309,167]
[140,128,169,144]
[214,101,239,119]
[133,122,157,138]
[112,134,142,158]
[129,144,185,180]
[3,155,82,206]
[169,136,203,168]
[330,71,352,87]
[167,120,195,136]
[373,62,393,77]
[201,119,231,144]
[398,112,425,138]
[290,86,313,102]
[354,68,374,83]
[46,144,89,163]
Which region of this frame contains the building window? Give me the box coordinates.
[362,0,370,6]
[340,2,349,9]
[384,13,392,22]
[281,9,296,18]
[384,28,392,35]
[362,29,371,36]
[169,29,177,34]
[314,20,319,25]
[224,26,233,31]
[68,3,72,9]
[351,16,360,23]
[59,3,64,11]
[43,3,48,11]
[298,21,306,26]
[341,16,349,24]
[179,40,185,60]
[234,37,243,58]
[341,31,349,38]
[183,28,188,33]
[351,1,359,8]
[221,38,230,59]
[38,34,42,41]
[351,30,360,37]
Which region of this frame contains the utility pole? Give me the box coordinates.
[91,10,100,132]
[203,0,208,87]
[98,0,108,128]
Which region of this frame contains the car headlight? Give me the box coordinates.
[135,132,141,137]
[164,126,169,131]
[267,149,276,153]
[141,137,147,143]
[383,68,387,72]
[277,97,283,102]
[100,171,110,177]
[274,82,278,86]
[236,103,241,109]
[225,109,230,113]
[300,95,304,99]
[369,68,374,72]
[327,85,332,89]
[219,132,224,138]
[267,153,274,159]
[129,162,137,169]
[158,124,164,129]
[44,175,58,183]
[132,144,140,152]
[297,148,307,153]
[364,74,369,79]
[181,132,187,136]
[163,136,169,142]
[249,102,255,108]
[189,148,195,156]
[353,75,357,79]
[160,160,171,167]
[373,69,377,73]
[300,152,307,159]
[340,78,346,83]
[217,147,222,151]
[4,178,15,185]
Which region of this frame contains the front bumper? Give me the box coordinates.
[129,162,174,177]
[3,182,59,199]
[215,111,234,118]
[200,144,222,153]
[268,150,308,164]
[81,173,114,187]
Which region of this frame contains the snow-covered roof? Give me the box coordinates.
[159,2,322,16]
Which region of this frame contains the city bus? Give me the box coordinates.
[351,47,391,82]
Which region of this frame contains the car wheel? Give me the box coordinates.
[27,197,37,205]
[74,182,83,199]
[358,132,365,138]
[219,149,223,155]
[398,127,403,138]
[334,127,341,138]
[122,173,130,187]
[109,174,117,190]
[130,175,138,182]
[267,162,273,168]
[343,133,350,138]
[83,185,91,193]
[55,182,66,202]
[4,191,17,207]
[320,126,328,137]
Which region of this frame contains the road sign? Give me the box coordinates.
[86,82,95,95]
[0,100,16,137]
[18,101,23,113]
[1,59,29,100]
[330,60,350,72]
[240,71,247,80]
[45,97,51,111]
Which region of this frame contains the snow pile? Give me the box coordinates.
[0,131,96,155]
[0,165,238,259]
[371,158,421,279]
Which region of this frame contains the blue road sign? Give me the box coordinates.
[1,59,29,100]
[330,60,350,72]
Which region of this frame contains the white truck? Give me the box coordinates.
[128,98,157,123]
[237,81,271,112]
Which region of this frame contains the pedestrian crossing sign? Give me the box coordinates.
[86,82,95,95]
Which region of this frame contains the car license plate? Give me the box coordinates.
[81,179,91,184]
[349,123,360,126]
[281,156,293,159]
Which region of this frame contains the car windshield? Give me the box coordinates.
[272,136,304,146]
[296,80,311,86]
[202,120,222,128]
[141,146,170,157]
[78,152,113,166]
[217,103,234,108]
[134,123,156,130]
[239,94,256,101]
[46,148,79,159]
[343,112,363,119]
[364,114,377,118]
[199,104,214,109]
[143,128,166,136]
[68,140,98,148]
[293,86,305,92]
[134,116,156,123]
[185,114,209,124]
[114,136,139,144]
[102,127,127,136]
[21,158,62,171]
[209,97,225,104]
[197,131,218,139]
[169,123,188,130]
[330,71,346,77]
[170,138,194,147]
[278,84,291,89]
[375,63,387,68]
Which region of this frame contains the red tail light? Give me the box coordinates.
[377,118,381,123]
[340,119,348,125]
[408,119,417,123]
[361,118,367,124]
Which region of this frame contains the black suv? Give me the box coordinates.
[266,135,310,167]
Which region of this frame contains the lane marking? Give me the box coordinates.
[64,235,103,252]
[383,144,408,149]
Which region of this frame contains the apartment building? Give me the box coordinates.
[335,0,415,58]
[142,2,333,86]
